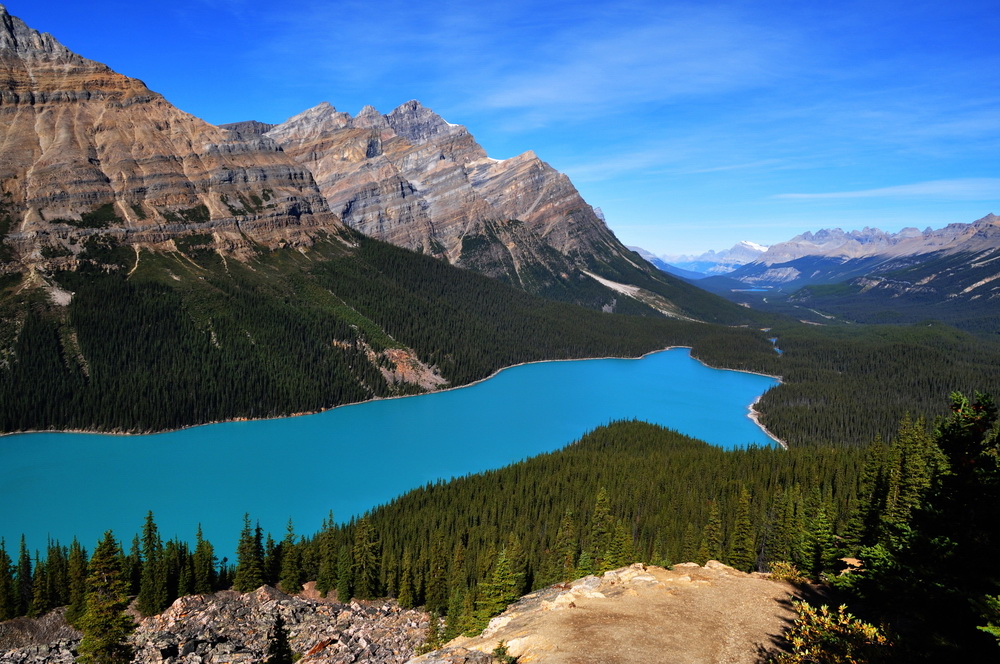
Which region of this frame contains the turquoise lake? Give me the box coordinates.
[1,348,779,557]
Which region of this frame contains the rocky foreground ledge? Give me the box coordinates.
[0,585,428,664]
[2,563,805,664]
[408,562,803,664]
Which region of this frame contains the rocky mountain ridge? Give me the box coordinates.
[729,213,1000,286]
[693,214,1000,331]
[0,5,341,269]
[754,215,1000,266]
[248,99,640,294]
[643,240,768,279]
[0,4,721,320]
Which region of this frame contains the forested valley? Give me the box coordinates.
[1,231,998,447]
[2,393,997,662]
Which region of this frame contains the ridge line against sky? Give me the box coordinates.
[7,0,999,255]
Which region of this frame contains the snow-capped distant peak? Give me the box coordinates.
[738,240,769,252]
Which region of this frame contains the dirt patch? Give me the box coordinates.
[413,562,814,664]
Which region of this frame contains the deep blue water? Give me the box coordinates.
[1,348,778,558]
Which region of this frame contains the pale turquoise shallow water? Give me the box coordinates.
[1,348,778,556]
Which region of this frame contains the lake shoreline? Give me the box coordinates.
[1,346,785,447]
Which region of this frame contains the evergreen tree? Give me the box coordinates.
[16,535,32,616]
[729,487,756,572]
[504,534,528,597]
[264,613,294,664]
[124,535,142,596]
[78,531,134,664]
[473,548,519,630]
[192,525,216,595]
[547,509,577,584]
[679,522,699,564]
[0,540,15,621]
[444,585,467,640]
[66,539,89,627]
[854,392,1000,661]
[697,501,723,564]
[336,544,352,602]
[263,533,280,587]
[352,518,380,600]
[588,487,615,572]
[397,549,415,609]
[29,550,47,617]
[448,540,467,596]
[233,514,265,592]
[136,511,168,616]
[803,503,836,579]
[425,536,448,614]
[278,520,303,595]
[314,512,337,597]
[607,519,634,569]
[46,541,70,609]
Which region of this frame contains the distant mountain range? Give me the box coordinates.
[690,214,1000,333]
[630,241,769,278]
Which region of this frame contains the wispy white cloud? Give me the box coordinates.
[775,179,1000,200]
[473,7,795,121]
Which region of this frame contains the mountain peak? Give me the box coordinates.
[385,99,458,144]
[0,5,82,62]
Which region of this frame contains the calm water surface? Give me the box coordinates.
[1,348,778,556]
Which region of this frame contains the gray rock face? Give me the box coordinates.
[264,100,635,288]
[1,586,428,664]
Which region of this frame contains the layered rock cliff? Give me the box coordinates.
[0,4,341,272]
[0,5,739,321]
[255,100,640,292]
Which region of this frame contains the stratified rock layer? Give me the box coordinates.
[262,101,635,288]
[0,5,341,271]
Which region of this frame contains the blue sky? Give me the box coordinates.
[8,0,999,255]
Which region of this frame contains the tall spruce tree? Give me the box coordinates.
[0,540,15,621]
[66,539,89,627]
[78,531,134,664]
[729,487,756,572]
[397,549,415,609]
[16,536,31,616]
[279,520,303,595]
[336,544,352,602]
[352,518,380,600]
[473,547,518,631]
[314,512,337,597]
[854,392,1000,661]
[136,511,168,616]
[425,536,449,614]
[588,488,615,573]
[192,525,216,595]
[233,514,265,592]
[697,501,723,564]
